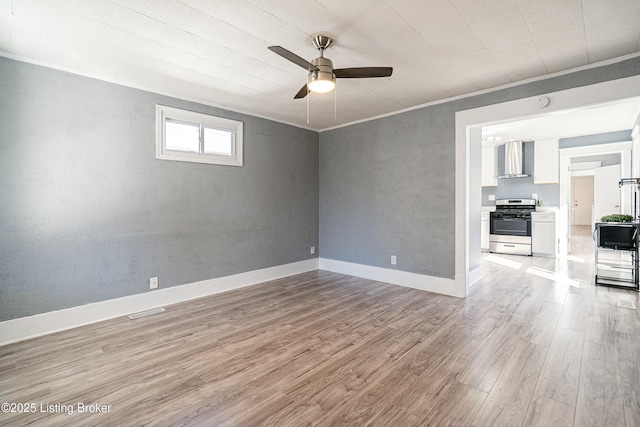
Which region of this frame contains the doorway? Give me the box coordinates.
[561,144,630,254]
[569,159,625,255]
[456,74,640,297]
[571,174,596,257]
[572,176,594,226]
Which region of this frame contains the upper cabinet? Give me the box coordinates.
[482,145,498,187]
[534,138,559,184]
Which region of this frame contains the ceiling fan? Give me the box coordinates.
[268,35,393,99]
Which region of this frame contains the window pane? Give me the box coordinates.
[204,127,233,155]
[166,120,200,153]
[156,104,243,166]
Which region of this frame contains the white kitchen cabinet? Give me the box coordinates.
[481,212,490,251]
[534,138,559,184]
[532,212,556,257]
[482,145,498,187]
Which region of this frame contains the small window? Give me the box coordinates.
[156,105,243,166]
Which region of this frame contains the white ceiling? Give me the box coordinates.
[2,0,640,130]
[482,97,640,142]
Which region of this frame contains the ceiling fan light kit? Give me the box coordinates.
[307,72,335,93]
[307,57,335,93]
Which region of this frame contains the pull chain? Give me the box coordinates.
[306,90,310,125]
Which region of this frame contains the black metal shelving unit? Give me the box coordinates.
[594,222,639,290]
[593,178,640,291]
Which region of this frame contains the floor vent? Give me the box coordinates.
[618,300,637,310]
[128,307,166,320]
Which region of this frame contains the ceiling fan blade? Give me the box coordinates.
[268,46,319,71]
[294,84,309,99]
[334,67,393,78]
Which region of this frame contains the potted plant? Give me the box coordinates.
[600,214,634,222]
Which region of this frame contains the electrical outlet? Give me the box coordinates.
[532,193,538,200]
[310,246,316,255]
[488,194,496,201]
[391,255,397,265]
[150,277,158,289]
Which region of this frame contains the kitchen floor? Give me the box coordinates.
[1,236,639,426]
[570,225,595,256]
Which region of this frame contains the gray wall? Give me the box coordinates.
[0,57,319,321]
[320,56,640,280]
[572,153,621,166]
[560,130,632,148]
[320,106,456,278]
[3,55,640,320]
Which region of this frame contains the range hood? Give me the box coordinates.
[498,140,529,179]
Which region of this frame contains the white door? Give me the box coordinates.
[594,164,621,223]
[572,176,594,225]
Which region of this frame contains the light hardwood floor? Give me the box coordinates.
[2,229,640,426]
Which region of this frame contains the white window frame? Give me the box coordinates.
[156,105,243,166]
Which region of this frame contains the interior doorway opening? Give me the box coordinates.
[456,74,640,297]
[560,142,631,255]
[570,175,596,257]
[571,176,594,226]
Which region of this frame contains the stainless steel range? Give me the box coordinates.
[489,199,536,256]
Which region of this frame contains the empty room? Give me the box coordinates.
[2,1,640,426]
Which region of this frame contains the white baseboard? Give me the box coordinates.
[1,257,469,346]
[468,265,484,287]
[318,258,461,297]
[0,258,319,346]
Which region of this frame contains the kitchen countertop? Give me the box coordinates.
[481,205,559,213]
[534,206,559,212]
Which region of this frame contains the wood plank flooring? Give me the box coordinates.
[2,226,640,426]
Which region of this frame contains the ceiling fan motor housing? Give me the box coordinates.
[308,56,335,93]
